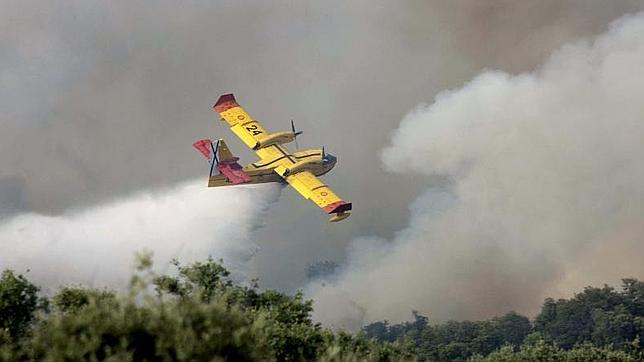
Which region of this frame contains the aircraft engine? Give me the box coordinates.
[253,131,297,149]
[275,158,322,177]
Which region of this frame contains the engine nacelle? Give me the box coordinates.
[254,131,297,149]
[275,158,323,177]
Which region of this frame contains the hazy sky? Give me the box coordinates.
[2,0,644,324]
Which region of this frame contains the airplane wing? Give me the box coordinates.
[213,93,301,169]
[282,170,352,222]
[214,94,268,149]
[214,93,295,163]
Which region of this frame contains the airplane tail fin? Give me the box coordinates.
[214,138,251,184]
[192,139,214,162]
[217,139,237,162]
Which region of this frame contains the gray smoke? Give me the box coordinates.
[3,0,644,302]
[308,12,644,329]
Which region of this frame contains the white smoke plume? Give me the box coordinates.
[308,12,644,329]
[0,181,280,291]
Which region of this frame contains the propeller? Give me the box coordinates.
[322,146,325,160]
[291,119,303,149]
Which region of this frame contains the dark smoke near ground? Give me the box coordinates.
[2,1,644,322]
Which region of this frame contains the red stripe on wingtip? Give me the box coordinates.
[323,201,352,214]
[213,93,238,113]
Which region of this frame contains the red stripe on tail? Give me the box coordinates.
[217,162,252,184]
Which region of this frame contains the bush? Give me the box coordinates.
[0,256,412,361]
[28,295,271,361]
[0,270,43,339]
[471,339,640,361]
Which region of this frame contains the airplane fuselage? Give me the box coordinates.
[208,147,337,187]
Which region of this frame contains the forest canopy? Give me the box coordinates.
[1,255,643,361]
[364,279,644,361]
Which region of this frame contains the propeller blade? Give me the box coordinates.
[291,120,303,149]
[291,119,303,137]
[322,146,325,159]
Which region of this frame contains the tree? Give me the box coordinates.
[153,257,414,361]
[534,280,644,350]
[534,285,624,349]
[471,339,640,361]
[591,306,644,350]
[0,270,43,338]
[52,287,115,313]
[28,294,272,361]
[365,311,531,361]
[622,278,644,318]
[0,256,412,361]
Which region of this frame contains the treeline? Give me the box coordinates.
[364,279,644,361]
[2,256,644,361]
[0,255,412,361]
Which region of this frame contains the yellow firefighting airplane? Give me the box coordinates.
[193,94,351,222]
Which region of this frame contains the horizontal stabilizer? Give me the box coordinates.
[193,139,213,161]
[217,162,251,184]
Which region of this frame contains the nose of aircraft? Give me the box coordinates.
[324,153,337,166]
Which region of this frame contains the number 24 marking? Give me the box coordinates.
[245,124,263,136]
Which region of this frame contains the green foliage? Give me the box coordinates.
[153,257,411,361]
[591,306,644,349]
[365,311,531,361]
[366,278,644,361]
[52,287,115,313]
[470,339,641,361]
[534,280,644,351]
[319,330,416,362]
[622,278,644,316]
[28,295,271,361]
[2,256,643,361]
[154,257,232,302]
[0,256,411,361]
[0,270,43,339]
